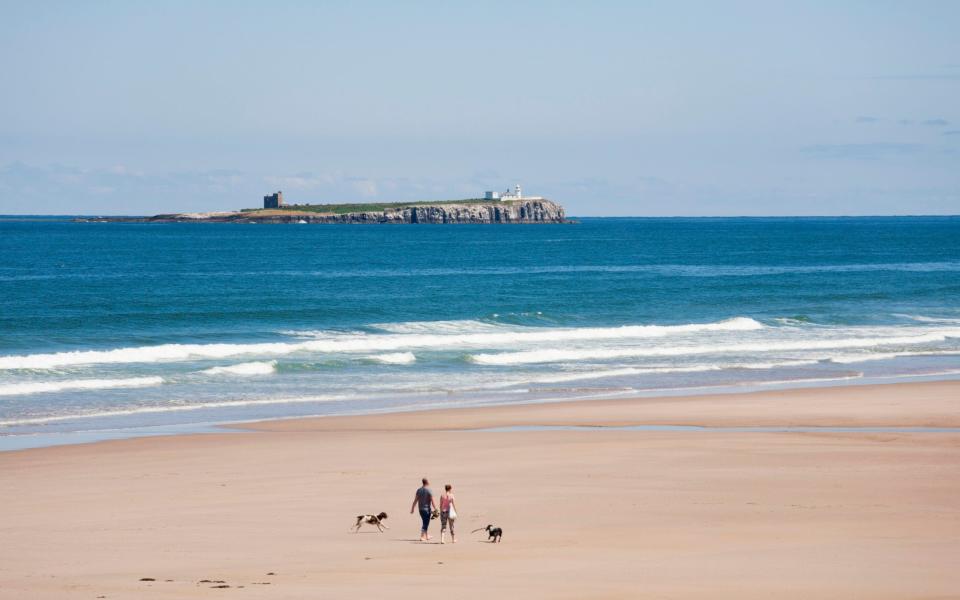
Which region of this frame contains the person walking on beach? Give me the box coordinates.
[439,484,458,544]
[410,477,437,542]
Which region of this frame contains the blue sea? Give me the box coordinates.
[1,216,959,448]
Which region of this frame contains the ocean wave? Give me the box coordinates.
[621,373,866,395]
[365,352,416,364]
[0,342,296,371]
[827,350,960,364]
[479,360,821,388]
[469,331,960,365]
[296,317,764,340]
[200,360,277,376]
[772,316,813,326]
[7,261,956,282]
[0,317,763,370]
[828,353,902,364]
[541,366,722,382]
[896,314,960,324]
[653,262,960,276]
[728,373,865,387]
[370,319,515,334]
[0,376,163,397]
[232,261,947,277]
[730,360,823,369]
[901,369,960,378]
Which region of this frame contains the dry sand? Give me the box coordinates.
[1,381,958,599]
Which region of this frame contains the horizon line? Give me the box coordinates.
[2,213,958,219]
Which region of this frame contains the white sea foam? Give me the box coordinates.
[520,366,723,384]
[731,373,865,387]
[0,317,764,370]
[480,360,821,388]
[772,317,810,326]
[828,350,960,364]
[829,352,909,364]
[0,342,295,370]
[366,352,416,364]
[469,331,960,365]
[0,394,351,427]
[0,376,163,397]
[729,359,822,370]
[200,360,277,376]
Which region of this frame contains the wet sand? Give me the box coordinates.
[1,381,958,599]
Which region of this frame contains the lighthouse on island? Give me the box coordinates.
[484,184,543,201]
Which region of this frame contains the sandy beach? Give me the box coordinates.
[1,381,958,599]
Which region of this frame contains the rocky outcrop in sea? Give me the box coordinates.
[84,200,567,224]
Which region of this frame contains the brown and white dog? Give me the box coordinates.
[353,512,389,533]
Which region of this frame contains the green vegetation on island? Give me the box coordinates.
[242,198,497,215]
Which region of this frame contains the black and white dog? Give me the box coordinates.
[353,512,389,533]
[474,524,502,543]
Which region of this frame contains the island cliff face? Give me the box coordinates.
[110,199,566,224]
[317,200,565,224]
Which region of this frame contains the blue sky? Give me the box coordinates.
[1,1,958,215]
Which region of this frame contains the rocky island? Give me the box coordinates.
[85,191,567,224]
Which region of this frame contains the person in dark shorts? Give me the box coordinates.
[409,477,438,541]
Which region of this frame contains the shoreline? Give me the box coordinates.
[1,380,958,598]
[3,375,959,453]
[231,379,960,432]
[1,374,958,451]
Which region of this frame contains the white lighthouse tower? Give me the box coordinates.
[500,184,524,200]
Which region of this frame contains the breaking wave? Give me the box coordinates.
[469,330,960,365]
[0,317,763,370]
[0,342,295,371]
[365,352,416,364]
[200,360,277,376]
